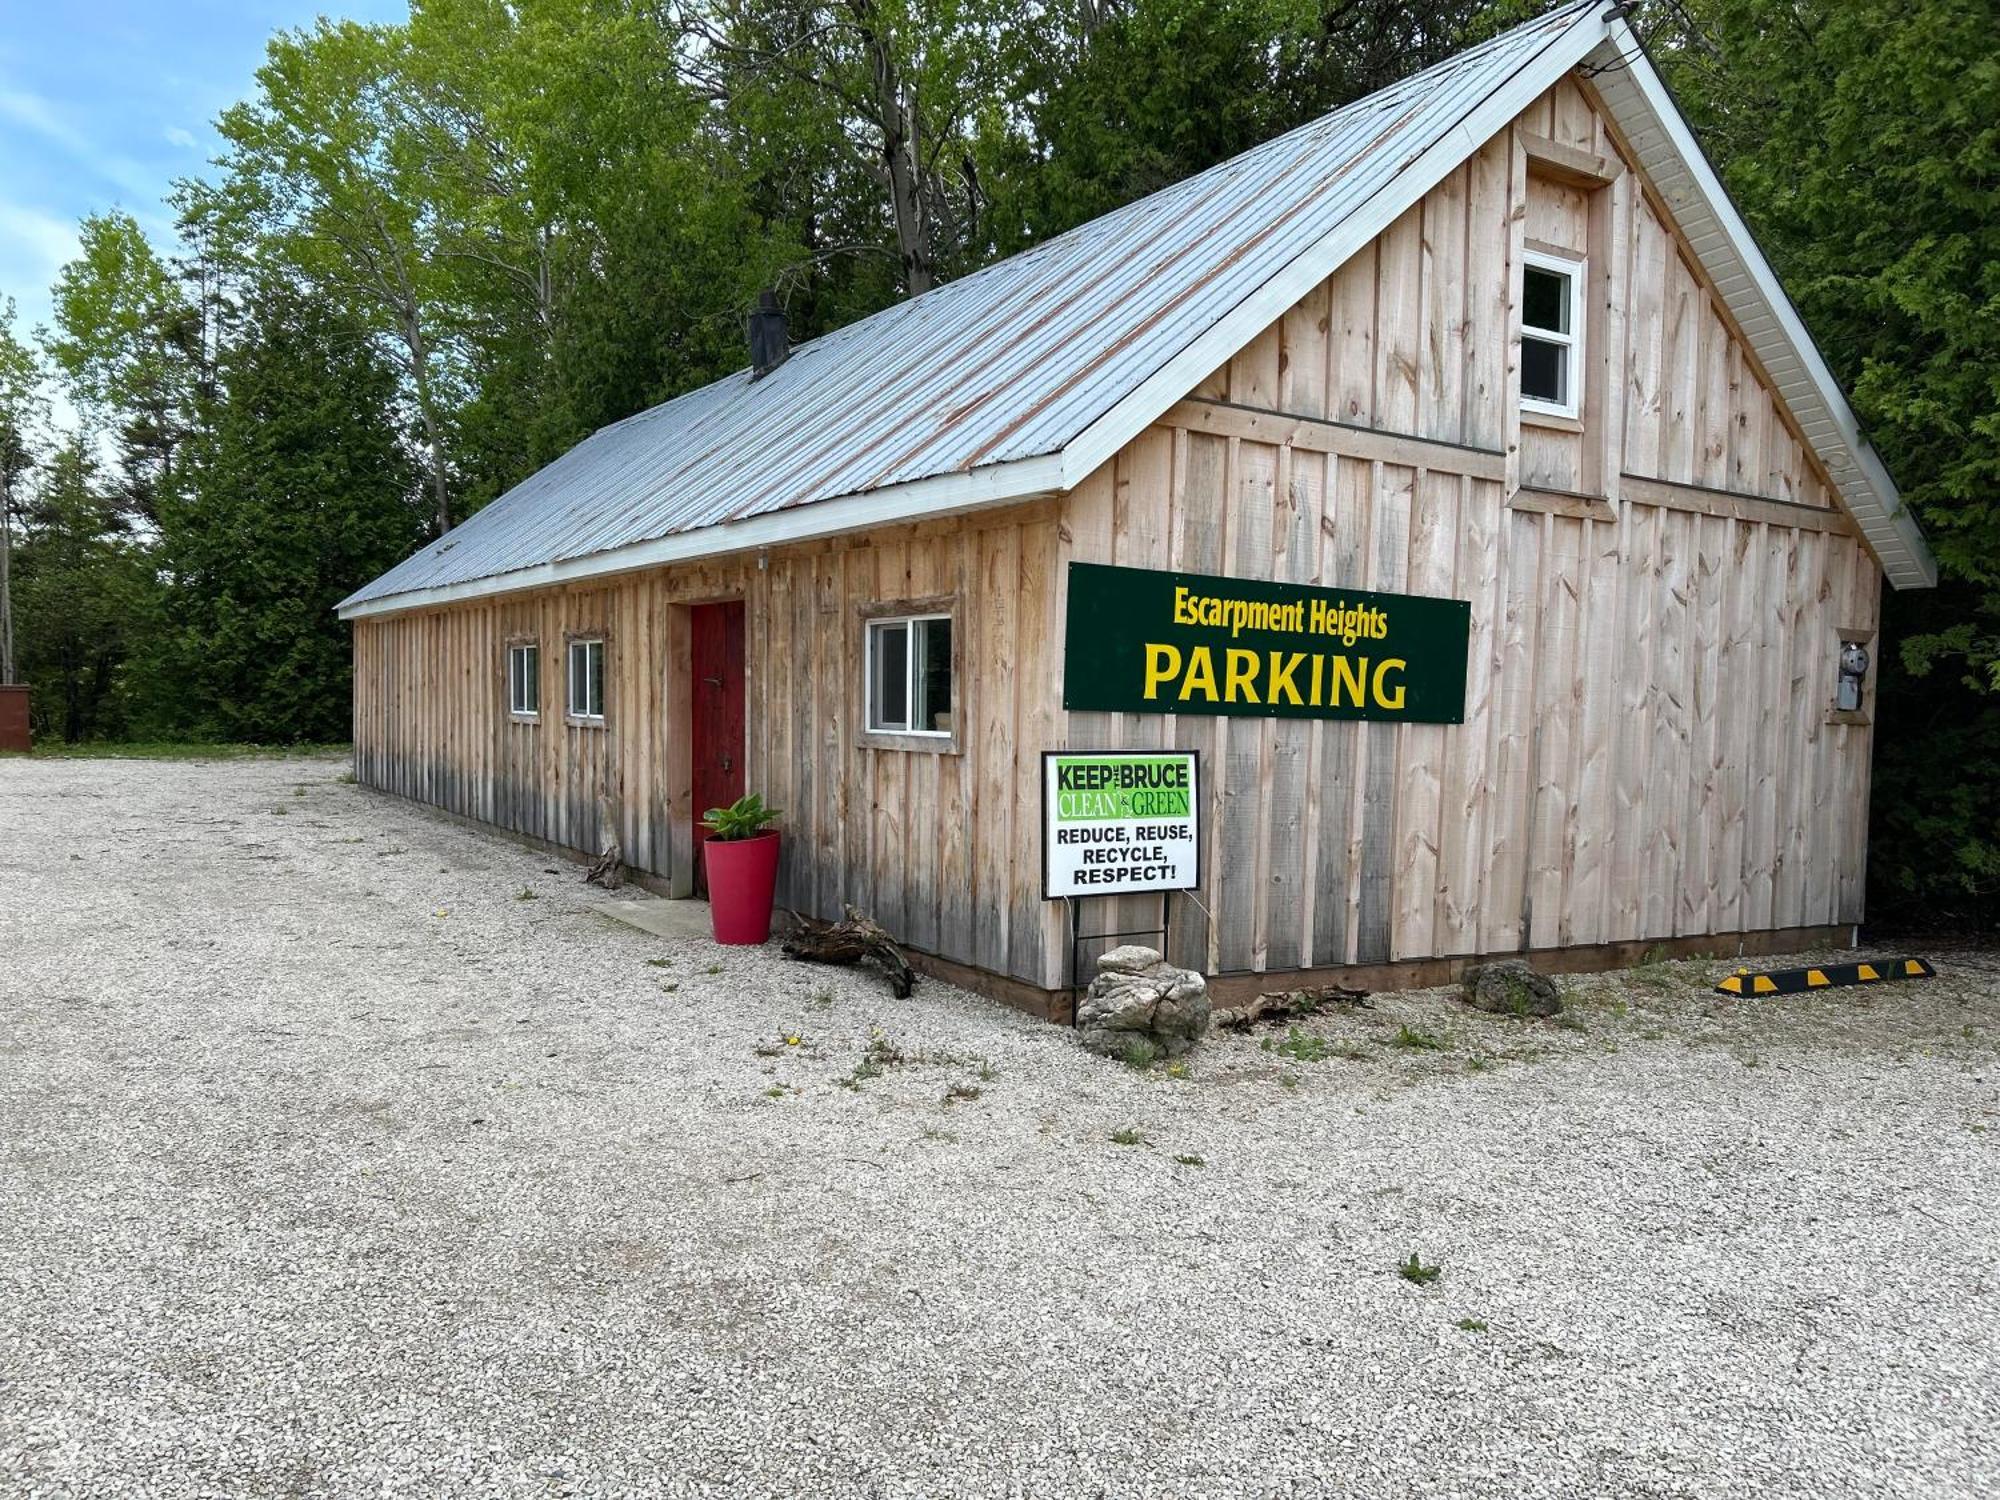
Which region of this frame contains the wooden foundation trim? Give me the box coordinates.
[904,948,1076,1025]
[348,778,1854,1029]
[912,923,1857,1024]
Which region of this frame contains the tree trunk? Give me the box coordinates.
[404,317,452,537]
[856,11,933,296]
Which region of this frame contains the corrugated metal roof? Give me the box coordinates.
[342,1,1596,612]
[342,0,1934,614]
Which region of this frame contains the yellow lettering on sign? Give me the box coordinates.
[1267,651,1305,706]
[1172,586,1193,626]
[1142,643,1182,701]
[1225,648,1260,704]
[1372,658,1407,711]
[1330,655,1368,708]
[1179,647,1218,702]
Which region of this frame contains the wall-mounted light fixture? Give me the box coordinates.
[1836,639,1869,713]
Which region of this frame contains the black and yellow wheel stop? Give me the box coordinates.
[1714,957,1935,995]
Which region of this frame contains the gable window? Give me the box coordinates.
[1520,248,1583,419]
[866,614,953,736]
[567,637,605,721]
[507,642,539,718]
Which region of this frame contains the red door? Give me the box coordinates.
[690,600,746,895]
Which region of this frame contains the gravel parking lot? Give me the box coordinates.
[2,754,1996,1499]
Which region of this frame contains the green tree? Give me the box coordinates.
[212,19,465,537]
[983,0,1494,253]
[398,0,789,505]
[0,298,47,685]
[43,212,201,521]
[141,282,423,743]
[10,443,149,742]
[681,0,1051,301]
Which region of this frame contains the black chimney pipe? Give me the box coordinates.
[748,290,789,380]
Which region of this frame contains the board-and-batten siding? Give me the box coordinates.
[352,510,1074,987]
[352,65,1880,995]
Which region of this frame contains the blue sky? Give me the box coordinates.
[0,0,403,346]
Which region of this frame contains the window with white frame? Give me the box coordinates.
[567,637,605,720]
[507,642,539,717]
[866,614,953,736]
[1520,248,1583,418]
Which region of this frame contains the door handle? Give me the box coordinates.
[703,676,723,687]
[721,754,733,772]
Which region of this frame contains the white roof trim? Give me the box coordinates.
[1583,20,1934,588]
[337,453,1063,619]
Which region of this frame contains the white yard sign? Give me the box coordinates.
[1042,750,1200,900]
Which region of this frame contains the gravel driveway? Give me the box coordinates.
[2,754,1996,1499]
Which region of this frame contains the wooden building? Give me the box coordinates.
[340,2,1935,1016]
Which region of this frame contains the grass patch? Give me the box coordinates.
[1391,1024,1446,1052]
[1118,1037,1162,1072]
[838,1059,882,1090]
[1263,1026,1336,1063]
[838,1032,907,1092]
[1109,1126,1148,1147]
[704,961,724,975]
[516,886,538,901]
[977,1060,999,1082]
[1397,1252,1441,1286]
[943,1081,982,1104]
[1173,1153,1206,1167]
[1456,1317,1488,1333]
[806,984,835,1011]
[645,957,672,968]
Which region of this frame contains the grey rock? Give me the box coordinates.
[1460,958,1564,1017]
[1076,945,1211,1057]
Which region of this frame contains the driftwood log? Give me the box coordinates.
[1216,982,1370,1030]
[782,906,917,999]
[584,794,625,890]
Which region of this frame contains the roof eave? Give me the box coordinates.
[1587,22,1936,589]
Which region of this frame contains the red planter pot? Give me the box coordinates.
[704,831,781,944]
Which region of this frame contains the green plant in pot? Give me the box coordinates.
[700,793,783,944]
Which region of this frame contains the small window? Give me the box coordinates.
[567,637,605,720]
[1520,249,1583,419]
[507,642,539,717]
[866,615,953,735]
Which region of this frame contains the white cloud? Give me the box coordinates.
[0,84,161,200]
[163,124,198,151]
